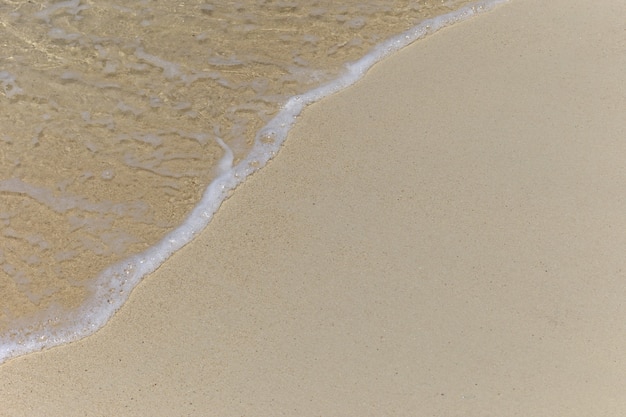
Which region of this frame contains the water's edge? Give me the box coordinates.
[0,0,508,365]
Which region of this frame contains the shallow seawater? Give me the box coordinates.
[0,0,498,362]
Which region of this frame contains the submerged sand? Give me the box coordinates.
[2,0,626,415]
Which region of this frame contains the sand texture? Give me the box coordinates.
[2,0,626,415]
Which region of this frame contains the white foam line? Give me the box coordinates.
[0,0,509,365]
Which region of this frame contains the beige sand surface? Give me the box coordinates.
[2,0,626,415]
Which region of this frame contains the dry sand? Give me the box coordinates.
[2,0,626,415]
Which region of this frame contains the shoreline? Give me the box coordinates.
[0,0,504,365]
[2,0,626,415]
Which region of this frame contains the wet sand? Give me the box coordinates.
[2,0,626,415]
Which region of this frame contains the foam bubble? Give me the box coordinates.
[101,169,115,180]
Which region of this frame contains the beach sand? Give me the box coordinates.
[2,0,626,415]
